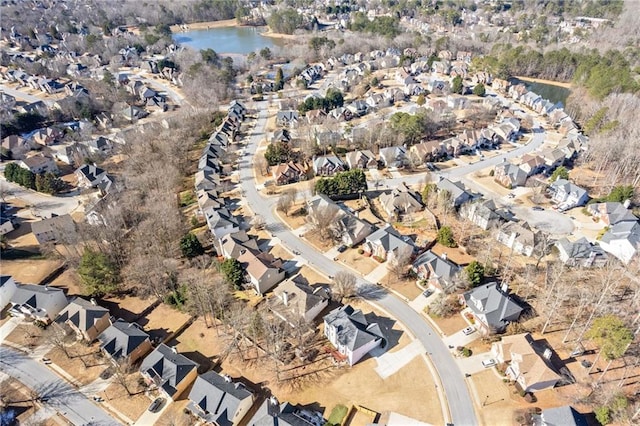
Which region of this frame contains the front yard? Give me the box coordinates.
[335,249,379,277]
[102,373,152,422]
[45,342,106,385]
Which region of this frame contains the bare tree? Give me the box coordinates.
[44,325,72,358]
[387,246,413,280]
[277,188,297,216]
[251,214,266,231]
[307,204,340,241]
[332,271,358,302]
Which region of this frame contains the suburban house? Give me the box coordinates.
[323,305,386,366]
[98,319,152,366]
[334,211,374,247]
[18,153,59,175]
[197,189,226,212]
[410,141,446,163]
[548,179,589,211]
[436,178,474,208]
[272,161,308,185]
[186,371,255,426]
[9,284,68,325]
[0,276,18,311]
[247,397,325,426]
[345,150,377,170]
[519,154,547,176]
[412,251,461,293]
[31,214,76,245]
[496,222,540,257]
[461,199,503,230]
[312,155,346,176]
[379,183,423,219]
[598,220,640,264]
[1,214,15,236]
[269,274,330,326]
[494,162,528,188]
[55,297,111,342]
[363,225,415,262]
[535,406,588,426]
[555,237,608,267]
[276,110,299,127]
[2,135,32,158]
[272,129,291,143]
[140,344,199,401]
[237,249,285,295]
[492,333,562,392]
[75,164,108,188]
[587,202,637,225]
[204,207,240,240]
[220,231,260,259]
[195,170,221,192]
[378,146,407,169]
[32,127,62,146]
[462,282,524,334]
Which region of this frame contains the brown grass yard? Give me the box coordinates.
[297,265,331,285]
[45,344,106,386]
[427,313,468,337]
[137,303,192,344]
[276,202,308,230]
[102,374,151,422]
[49,268,86,297]
[0,377,38,423]
[0,259,63,284]
[380,273,423,301]
[302,229,334,252]
[335,249,379,276]
[269,243,294,261]
[5,322,46,349]
[100,294,157,323]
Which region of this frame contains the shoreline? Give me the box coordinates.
[514,75,572,89]
[170,18,237,32]
[260,28,298,40]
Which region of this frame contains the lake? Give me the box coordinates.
[510,77,571,106]
[172,26,282,55]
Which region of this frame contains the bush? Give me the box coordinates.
[595,406,611,425]
[460,347,472,357]
[489,169,495,176]
[436,226,456,248]
[357,248,364,254]
[373,255,386,263]
[180,233,204,259]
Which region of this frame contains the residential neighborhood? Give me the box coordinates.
[0,1,638,426]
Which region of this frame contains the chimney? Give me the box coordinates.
[171,346,177,354]
[222,374,232,383]
[623,199,631,209]
[500,282,509,294]
[441,252,447,261]
[90,297,97,305]
[282,291,289,306]
[543,348,552,360]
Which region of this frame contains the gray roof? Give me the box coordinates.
[588,202,637,225]
[323,305,385,351]
[555,237,606,262]
[549,179,588,202]
[379,183,423,215]
[463,282,524,332]
[436,178,473,206]
[30,214,76,243]
[98,319,149,360]
[412,250,460,287]
[540,406,587,426]
[600,220,640,245]
[249,399,323,426]
[187,371,253,425]
[140,344,198,398]
[366,225,415,255]
[11,284,67,316]
[55,297,109,332]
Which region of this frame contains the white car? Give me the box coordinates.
[482,358,497,368]
[462,326,475,335]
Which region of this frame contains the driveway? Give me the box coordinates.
[373,339,425,379]
[238,99,477,425]
[0,346,119,425]
[443,328,481,349]
[456,351,496,376]
[511,206,574,235]
[0,177,82,217]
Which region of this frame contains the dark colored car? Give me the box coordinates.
[532,206,544,211]
[337,245,347,253]
[148,397,166,413]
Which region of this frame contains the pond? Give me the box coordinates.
[510,77,571,106]
[172,26,283,55]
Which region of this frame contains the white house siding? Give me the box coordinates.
[599,240,636,265]
[304,300,328,323]
[348,338,382,366]
[0,277,18,311]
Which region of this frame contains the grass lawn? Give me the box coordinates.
[327,404,349,426]
[45,344,107,386]
[427,313,468,337]
[276,202,309,230]
[49,268,86,297]
[5,322,46,349]
[380,273,422,300]
[138,303,192,343]
[0,377,38,423]
[335,249,379,276]
[102,374,151,422]
[0,259,62,284]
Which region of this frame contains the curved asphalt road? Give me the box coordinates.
[240,101,479,425]
[0,346,119,425]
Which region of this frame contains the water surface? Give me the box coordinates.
[173,26,282,55]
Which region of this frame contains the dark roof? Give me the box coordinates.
[187,371,253,425]
[249,399,324,426]
[55,297,109,332]
[98,319,149,360]
[30,214,76,243]
[463,282,524,332]
[323,305,385,351]
[11,283,67,314]
[139,343,198,397]
[541,406,588,426]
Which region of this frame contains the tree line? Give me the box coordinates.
[314,169,367,197]
[3,163,64,195]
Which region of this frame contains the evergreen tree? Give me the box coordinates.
[78,248,120,297]
[180,233,204,259]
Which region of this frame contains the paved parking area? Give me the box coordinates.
[373,339,425,379]
[443,328,480,349]
[512,205,574,235]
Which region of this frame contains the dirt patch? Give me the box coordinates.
[302,230,334,252]
[0,259,63,284]
[137,304,192,344]
[49,268,86,297]
[45,343,106,386]
[276,202,308,230]
[269,243,294,261]
[428,314,468,337]
[380,273,423,300]
[430,243,476,266]
[298,265,331,285]
[100,294,157,323]
[5,322,46,349]
[336,249,379,276]
[155,399,191,426]
[102,374,151,422]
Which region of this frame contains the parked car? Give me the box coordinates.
[532,206,544,211]
[41,357,52,365]
[462,326,475,336]
[482,358,497,368]
[422,289,434,298]
[337,244,347,253]
[148,397,166,413]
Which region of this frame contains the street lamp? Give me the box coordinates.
[483,394,490,407]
